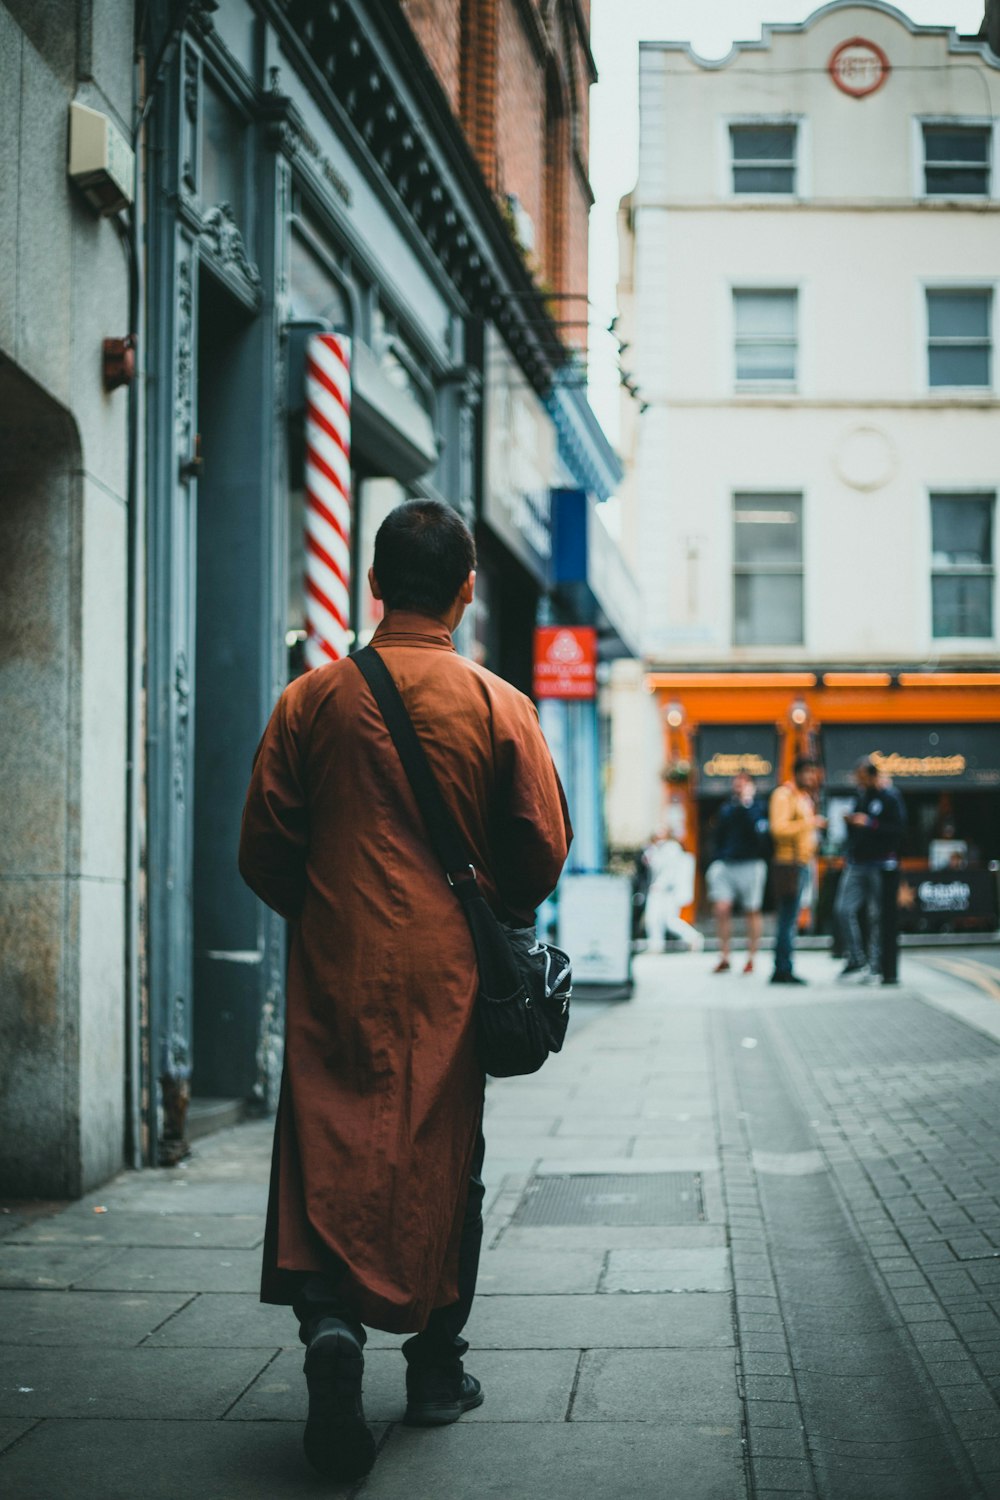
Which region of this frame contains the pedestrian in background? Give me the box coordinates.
[706,773,770,975]
[835,757,906,984]
[768,756,826,985]
[643,828,704,952]
[239,501,571,1482]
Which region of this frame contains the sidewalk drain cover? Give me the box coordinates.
[512,1172,703,1226]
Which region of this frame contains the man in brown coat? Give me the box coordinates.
[239,500,571,1480]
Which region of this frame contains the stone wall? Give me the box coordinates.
[0,0,132,1196]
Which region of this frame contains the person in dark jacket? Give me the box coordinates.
[834,758,906,982]
[706,774,770,974]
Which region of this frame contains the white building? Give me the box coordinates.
[610,2,1000,924]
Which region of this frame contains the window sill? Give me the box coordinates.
[734,383,799,395]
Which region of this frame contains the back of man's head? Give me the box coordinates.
[372,500,476,617]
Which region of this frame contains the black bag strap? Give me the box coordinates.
[350,645,476,889]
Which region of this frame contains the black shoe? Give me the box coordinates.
[769,971,807,985]
[302,1318,376,1481]
[404,1360,485,1427]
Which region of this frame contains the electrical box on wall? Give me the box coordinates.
[68,102,134,215]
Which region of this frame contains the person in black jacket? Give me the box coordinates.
[706,774,770,974]
[834,758,906,982]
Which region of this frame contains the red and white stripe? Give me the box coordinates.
[304,334,352,667]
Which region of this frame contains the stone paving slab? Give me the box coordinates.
[227,1346,580,1425]
[474,1248,604,1295]
[602,1248,732,1293]
[0,1418,379,1499]
[70,1180,269,1216]
[73,1246,261,1293]
[498,1224,729,1251]
[364,1420,745,1500]
[4,1212,265,1249]
[0,1290,191,1345]
[459,1292,735,1349]
[536,1154,719,1175]
[0,1345,274,1420]
[0,1244,120,1289]
[0,1416,740,1500]
[142,1293,295,1347]
[0,1417,37,1454]
[571,1347,740,1425]
[513,1135,633,1158]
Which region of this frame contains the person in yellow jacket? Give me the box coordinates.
[768,757,826,984]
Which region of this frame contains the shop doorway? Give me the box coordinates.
[191,269,268,1101]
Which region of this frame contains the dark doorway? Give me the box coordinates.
[191,269,267,1101]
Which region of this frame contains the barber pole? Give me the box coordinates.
[304,334,352,667]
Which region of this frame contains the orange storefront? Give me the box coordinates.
[647,671,1000,934]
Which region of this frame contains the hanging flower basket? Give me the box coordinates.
[662,759,691,784]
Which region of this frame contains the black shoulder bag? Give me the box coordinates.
[351,645,571,1078]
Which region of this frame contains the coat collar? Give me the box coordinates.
[372,611,457,651]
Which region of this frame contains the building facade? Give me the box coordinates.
[0,0,626,1192]
[612,2,1000,931]
[140,0,624,1166]
[0,0,135,1195]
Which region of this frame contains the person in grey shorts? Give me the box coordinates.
[706,774,770,974]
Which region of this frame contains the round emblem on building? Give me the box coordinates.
[834,426,897,492]
[828,37,890,98]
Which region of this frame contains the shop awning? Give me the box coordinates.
[696,725,779,797]
[551,488,640,659]
[822,723,1000,792]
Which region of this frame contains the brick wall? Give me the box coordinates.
[398,0,594,337]
[398,0,462,113]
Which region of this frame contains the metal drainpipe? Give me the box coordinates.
[119,38,150,1171]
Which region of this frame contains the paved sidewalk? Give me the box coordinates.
[2,951,1000,1498]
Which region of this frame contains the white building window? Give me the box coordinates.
[923,124,991,196]
[927,289,992,388]
[734,290,797,386]
[733,494,804,647]
[730,124,797,194]
[931,493,995,638]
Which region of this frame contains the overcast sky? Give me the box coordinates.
[586,1,988,441]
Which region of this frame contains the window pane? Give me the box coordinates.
[931,496,993,565]
[923,126,989,163]
[201,82,246,228]
[731,126,795,161]
[736,341,797,381]
[289,232,350,325]
[734,497,802,565]
[734,573,803,645]
[927,290,990,338]
[926,166,990,195]
[929,345,991,387]
[932,575,993,637]
[734,291,796,336]
[733,166,794,194]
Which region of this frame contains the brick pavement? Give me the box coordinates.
[1,950,1000,1498]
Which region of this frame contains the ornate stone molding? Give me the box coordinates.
[200,202,262,293]
[175,254,194,448]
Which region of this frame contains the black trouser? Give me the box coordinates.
[879,867,900,983]
[292,1125,487,1368]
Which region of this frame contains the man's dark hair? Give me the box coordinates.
[372,500,476,616]
[792,755,819,777]
[856,757,878,776]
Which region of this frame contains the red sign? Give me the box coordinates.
[533,626,598,700]
[828,37,890,99]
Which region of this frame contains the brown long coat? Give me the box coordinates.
[238,612,571,1332]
